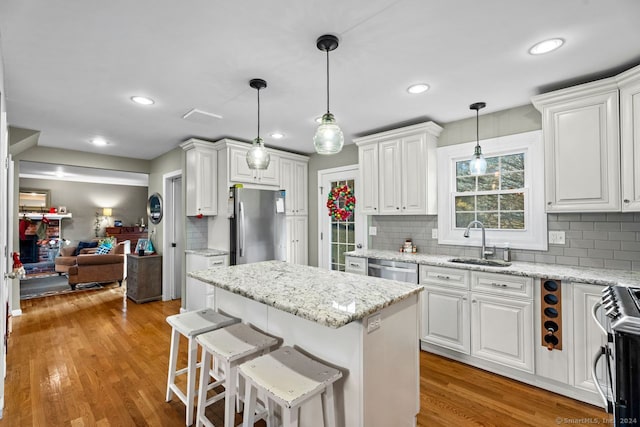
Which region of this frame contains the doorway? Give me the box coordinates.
[162,171,182,300]
[318,165,366,271]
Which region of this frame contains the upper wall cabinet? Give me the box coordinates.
[355,122,442,215]
[618,66,640,211]
[532,64,640,212]
[180,139,218,217]
[280,156,309,216]
[228,144,280,186]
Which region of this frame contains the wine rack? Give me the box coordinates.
[540,279,562,350]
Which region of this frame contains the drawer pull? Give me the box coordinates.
[491,282,508,288]
[436,274,451,280]
[210,260,224,266]
[349,263,360,267]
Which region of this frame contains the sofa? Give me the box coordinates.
[56,240,130,290]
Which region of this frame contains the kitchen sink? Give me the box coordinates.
[448,257,512,267]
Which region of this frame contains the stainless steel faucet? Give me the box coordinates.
[464,220,494,259]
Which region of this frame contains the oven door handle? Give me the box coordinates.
[591,301,608,336]
[591,346,614,413]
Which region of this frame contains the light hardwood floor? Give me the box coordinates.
[1,285,608,426]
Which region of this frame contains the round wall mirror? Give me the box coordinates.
[147,193,163,224]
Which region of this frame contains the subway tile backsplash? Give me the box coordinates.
[370,213,640,271]
[186,217,208,250]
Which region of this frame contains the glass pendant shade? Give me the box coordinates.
[469,145,487,175]
[469,101,487,175]
[313,112,344,155]
[246,78,270,170]
[246,137,270,170]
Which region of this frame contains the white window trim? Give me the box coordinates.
[437,130,547,251]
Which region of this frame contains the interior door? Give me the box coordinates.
[171,176,182,299]
[1,91,9,415]
[318,165,365,271]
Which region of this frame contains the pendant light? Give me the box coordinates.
[469,102,487,175]
[313,34,344,155]
[246,78,270,170]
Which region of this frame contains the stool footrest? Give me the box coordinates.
[168,384,188,405]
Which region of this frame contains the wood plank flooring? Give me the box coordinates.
[1,285,608,426]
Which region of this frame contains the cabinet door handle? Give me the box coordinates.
[396,207,400,210]
[547,202,552,206]
[462,297,468,301]
[472,299,477,303]
[624,199,630,203]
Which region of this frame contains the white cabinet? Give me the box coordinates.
[470,291,534,373]
[572,282,607,394]
[286,216,307,265]
[355,122,442,216]
[344,256,367,275]
[470,271,534,373]
[228,144,280,186]
[358,143,379,214]
[180,140,218,216]
[532,79,620,212]
[185,253,228,311]
[532,64,640,213]
[280,157,308,215]
[619,66,640,211]
[419,265,470,354]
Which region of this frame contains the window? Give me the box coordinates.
[437,130,547,250]
[454,153,525,230]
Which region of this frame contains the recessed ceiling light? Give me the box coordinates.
[270,132,284,139]
[529,38,564,55]
[407,83,430,94]
[91,137,108,146]
[130,96,155,105]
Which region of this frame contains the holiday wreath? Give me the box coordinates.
[327,184,356,221]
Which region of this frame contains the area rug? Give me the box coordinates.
[19,275,120,300]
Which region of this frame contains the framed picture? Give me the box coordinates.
[135,238,149,254]
[58,206,67,214]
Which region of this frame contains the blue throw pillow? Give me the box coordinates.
[95,244,112,255]
[75,241,98,256]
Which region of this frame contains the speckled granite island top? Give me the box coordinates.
[184,248,228,256]
[345,249,640,287]
[187,260,423,328]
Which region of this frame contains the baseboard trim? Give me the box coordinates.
[11,309,22,317]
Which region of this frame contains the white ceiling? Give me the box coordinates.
[1,0,639,160]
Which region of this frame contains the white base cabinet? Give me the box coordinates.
[470,293,534,373]
[185,253,228,311]
[344,256,367,275]
[422,286,470,354]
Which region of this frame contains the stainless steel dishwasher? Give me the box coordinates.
[367,258,418,284]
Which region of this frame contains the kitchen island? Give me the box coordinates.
[188,260,423,427]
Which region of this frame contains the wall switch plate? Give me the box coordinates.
[549,231,566,245]
[432,229,438,239]
[367,313,381,333]
[369,226,377,236]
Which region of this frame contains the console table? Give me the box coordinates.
[106,226,147,248]
[126,254,162,303]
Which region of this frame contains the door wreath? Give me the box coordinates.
[327,184,356,221]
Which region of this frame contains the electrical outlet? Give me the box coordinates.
[431,229,438,239]
[369,226,377,236]
[367,313,381,333]
[549,231,566,245]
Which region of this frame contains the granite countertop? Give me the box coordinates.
[185,248,229,257]
[345,249,640,287]
[187,260,423,328]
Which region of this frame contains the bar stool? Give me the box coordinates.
[195,323,278,427]
[239,346,342,427]
[166,308,238,426]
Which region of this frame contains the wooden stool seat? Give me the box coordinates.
[239,346,342,427]
[195,323,278,427]
[166,309,238,426]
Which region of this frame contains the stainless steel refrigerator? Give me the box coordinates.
[228,187,287,265]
